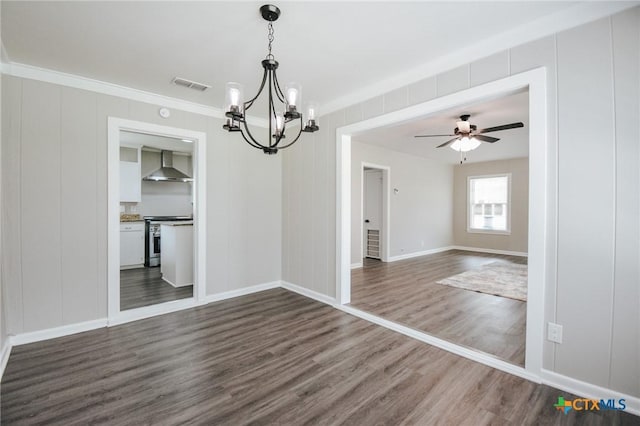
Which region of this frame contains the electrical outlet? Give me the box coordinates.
[547,322,563,344]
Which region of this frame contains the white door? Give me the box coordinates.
[363,169,383,259]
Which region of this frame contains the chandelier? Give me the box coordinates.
[222,4,319,154]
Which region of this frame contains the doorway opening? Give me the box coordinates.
[107,118,207,325]
[356,163,390,268]
[336,68,548,379]
[350,91,530,367]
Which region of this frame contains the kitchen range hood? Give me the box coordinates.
[143,150,193,182]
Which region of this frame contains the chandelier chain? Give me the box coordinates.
[267,22,275,59]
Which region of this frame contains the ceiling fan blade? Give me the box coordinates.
[477,122,524,134]
[474,134,500,143]
[414,134,456,138]
[436,137,459,148]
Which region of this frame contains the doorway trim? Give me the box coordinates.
[336,67,548,378]
[107,117,207,325]
[360,163,390,264]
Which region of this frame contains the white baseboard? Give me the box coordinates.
[11,318,108,346]
[161,276,193,288]
[201,281,281,304]
[540,369,640,417]
[9,281,282,344]
[451,245,528,257]
[280,281,337,306]
[1,338,12,380]
[6,278,637,419]
[360,245,528,264]
[388,246,455,262]
[109,298,197,327]
[279,280,638,418]
[335,303,540,383]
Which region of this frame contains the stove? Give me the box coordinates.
[144,216,193,267]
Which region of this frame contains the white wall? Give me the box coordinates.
[1,75,282,335]
[350,141,453,264]
[282,8,639,398]
[136,151,193,217]
[0,1,6,357]
[453,158,528,253]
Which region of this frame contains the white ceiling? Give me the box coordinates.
[2,1,581,113]
[352,90,529,165]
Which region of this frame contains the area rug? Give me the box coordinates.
[436,262,528,301]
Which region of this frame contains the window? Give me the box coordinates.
[467,174,511,234]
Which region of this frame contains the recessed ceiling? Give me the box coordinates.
[2,1,578,112]
[352,90,529,165]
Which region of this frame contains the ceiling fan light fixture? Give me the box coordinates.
[457,120,471,133]
[450,136,481,152]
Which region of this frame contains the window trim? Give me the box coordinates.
[466,173,512,235]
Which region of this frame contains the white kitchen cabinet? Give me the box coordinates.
[160,223,193,287]
[120,222,145,269]
[120,146,141,202]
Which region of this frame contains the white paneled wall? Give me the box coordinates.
[0,0,5,354]
[1,76,282,334]
[281,8,639,397]
[556,17,616,390]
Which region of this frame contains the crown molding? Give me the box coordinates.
[1,3,634,122]
[0,61,269,128]
[320,2,637,116]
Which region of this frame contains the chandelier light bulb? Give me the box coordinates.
[274,112,285,136]
[306,103,316,121]
[229,88,240,106]
[225,82,244,114]
[285,82,301,112]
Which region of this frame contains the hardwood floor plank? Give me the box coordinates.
[120,267,192,311]
[2,288,635,425]
[351,249,528,366]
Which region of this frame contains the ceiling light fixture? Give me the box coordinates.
[450,136,481,152]
[222,4,319,155]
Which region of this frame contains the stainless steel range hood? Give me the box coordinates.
[143,150,193,182]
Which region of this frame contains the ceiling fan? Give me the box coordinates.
[414,114,524,153]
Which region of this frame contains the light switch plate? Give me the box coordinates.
[547,322,563,344]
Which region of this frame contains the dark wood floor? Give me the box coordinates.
[351,250,527,366]
[120,267,192,311]
[2,288,635,425]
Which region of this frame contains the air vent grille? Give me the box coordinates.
[172,77,211,92]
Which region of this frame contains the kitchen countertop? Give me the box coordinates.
[160,221,193,227]
[120,214,143,222]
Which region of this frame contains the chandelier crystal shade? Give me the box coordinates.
[222,4,319,154]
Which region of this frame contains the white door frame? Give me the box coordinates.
[107,117,207,325]
[336,68,548,377]
[361,163,390,263]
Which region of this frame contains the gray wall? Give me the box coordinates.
[282,9,639,397]
[350,141,453,264]
[1,75,282,334]
[453,158,528,253]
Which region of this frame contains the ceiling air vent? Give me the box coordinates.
[172,77,211,92]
